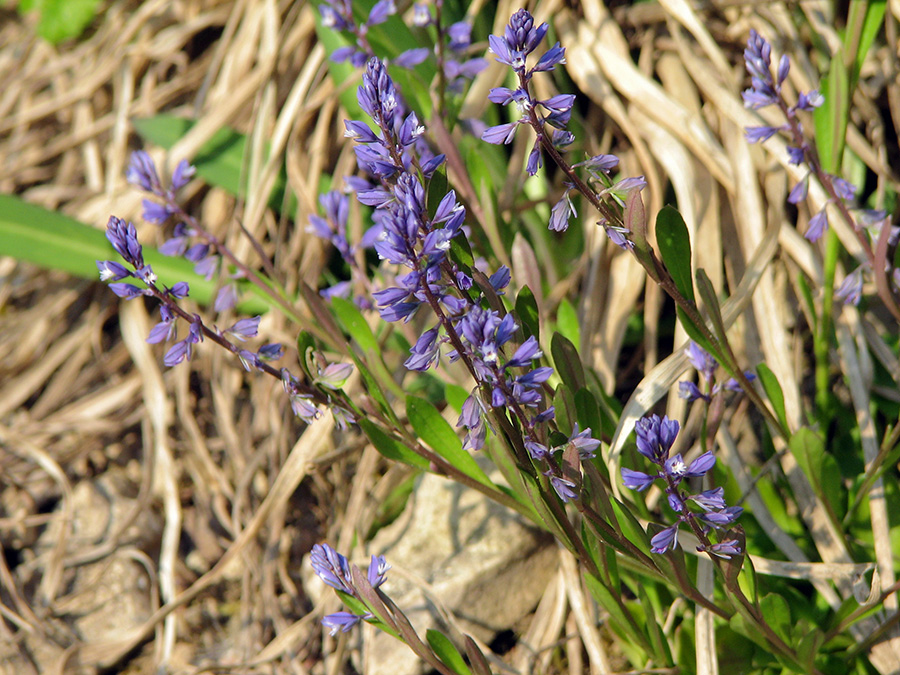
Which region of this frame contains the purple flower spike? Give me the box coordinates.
[366,0,395,26]
[358,58,399,127]
[634,414,679,462]
[170,159,196,191]
[621,467,656,491]
[650,525,679,554]
[322,611,364,635]
[105,216,145,268]
[226,316,261,341]
[310,543,355,595]
[805,209,828,242]
[97,260,131,282]
[126,151,162,194]
[367,554,390,588]
[546,472,578,503]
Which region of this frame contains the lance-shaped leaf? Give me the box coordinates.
[406,396,494,488]
[655,205,695,304]
[426,630,472,675]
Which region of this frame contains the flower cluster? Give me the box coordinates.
[310,543,390,635]
[621,415,742,556]
[411,6,488,92]
[482,10,646,236]
[678,342,756,403]
[453,307,555,451]
[306,190,381,306]
[319,0,428,68]
[126,151,241,311]
[343,58,563,461]
[97,216,281,369]
[740,30,856,243]
[482,9,573,176]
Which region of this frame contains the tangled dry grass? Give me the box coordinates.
[1,0,898,673]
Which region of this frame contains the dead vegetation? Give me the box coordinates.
[1,0,898,673]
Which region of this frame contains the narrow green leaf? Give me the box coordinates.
[426,168,450,221]
[19,0,101,44]
[611,498,651,552]
[331,296,378,353]
[789,428,844,524]
[674,306,719,361]
[847,1,887,88]
[574,388,603,439]
[695,269,727,345]
[515,286,540,341]
[735,541,758,603]
[636,583,672,665]
[756,364,789,433]
[813,54,849,174]
[350,354,400,426]
[358,419,429,469]
[583,573,650,656]
[760,593,792,644]
[550,332,586,392]
[556,297,580,348]
[426,630,472,675]
[552,385,577,436]
[655,206,695,303]
[406,396,493,488]
[0,194,269,313]
[450,233,475,269]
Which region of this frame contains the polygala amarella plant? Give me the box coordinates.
[95,5,895,674]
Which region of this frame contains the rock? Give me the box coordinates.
[362,470,556,675]
[3,471,161,674]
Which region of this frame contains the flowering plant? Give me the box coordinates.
[5,2,885,674]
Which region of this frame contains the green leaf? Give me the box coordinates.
[756,363,789,433]
[735,545,758,603]
[551,332,586,392]
[515,286,540,341]
[132,116,295,214]
[574,388,603,439]
[813,54,849,174]
[0,194,269,313]
[695,269,727,347]
[655,206,695,303]
[789,428,844,524]
[760,593,792,644]
[846,1,887,88]
[358,419,429,470]
[350,354,400,426]
[637,582,672,665]
[583,573,650,656]
[426,167,450,220]
[426,630,472,675]
[331,297,379,353]
[556,297,581,348]
[449,233,475,269]
[444,384,469,414]
[19,0,101,44]
[314,15,366,122]
[406,396,493,488]
[295,331,318,379]
[674,306,719,361]
[553,384,577,436]
[611,498,650,552]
